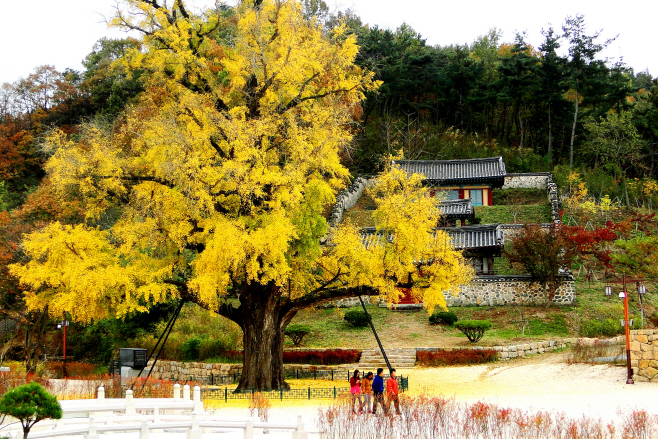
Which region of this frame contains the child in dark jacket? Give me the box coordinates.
[371,368,385,414]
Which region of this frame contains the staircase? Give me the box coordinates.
[357,348,416,370]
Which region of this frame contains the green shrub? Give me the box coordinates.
[580,318,638,338]
[181,336,203,361]
[429,311,459,326]
[198,338,232,361]
[344,309,370,327]
[284,324,312,346]
[454,320,492,343]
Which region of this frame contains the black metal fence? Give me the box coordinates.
[202,376,409,402]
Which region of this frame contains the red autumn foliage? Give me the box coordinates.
[46,362,97,378]
[221,349,361,365]
[416,349,498,366]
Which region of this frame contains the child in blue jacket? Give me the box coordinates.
[371,368,385,414]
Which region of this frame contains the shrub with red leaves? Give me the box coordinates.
[416,349,498,366]
[283,349,360,365]
[219,349,360,365]
[46,362,97,378]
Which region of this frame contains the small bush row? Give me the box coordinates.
[417,349,498,366]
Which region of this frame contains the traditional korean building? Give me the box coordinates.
[437,198,475,227]
[392,156,507,206]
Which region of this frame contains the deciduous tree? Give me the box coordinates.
[10,0,471,391]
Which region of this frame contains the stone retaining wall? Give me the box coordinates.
[328,177,369,227]
[502,173,553,190]
[629,329,658,382]
[447,276,575,306]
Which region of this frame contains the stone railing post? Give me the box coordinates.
[125,389,136,415]
[244,420,254,439]
[173,383,181,400]
[139,420,150,439]
[193,386,203,413]
[87,414,99,439]
[183,384,191,400]
[187,413,202,439]
[97,386,105,400]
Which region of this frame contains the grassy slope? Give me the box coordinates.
[286,280,658,349]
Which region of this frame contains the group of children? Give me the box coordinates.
[348,367,401,415]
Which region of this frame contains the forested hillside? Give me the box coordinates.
[0,0,656,366]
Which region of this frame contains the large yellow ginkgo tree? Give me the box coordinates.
[10,0,472,390]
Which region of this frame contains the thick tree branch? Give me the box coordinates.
[282,285,378,316]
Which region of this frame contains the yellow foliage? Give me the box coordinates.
[10,0,470,324]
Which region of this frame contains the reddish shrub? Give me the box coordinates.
[218,349,360,365]
[416,349,498,366]
[46,362,97,378]
[283,349,360,365]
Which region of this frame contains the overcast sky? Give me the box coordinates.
[1,0,656,85]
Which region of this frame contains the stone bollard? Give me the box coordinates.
[85,414,99,439]
[97,386,105,400]
[193,386,203,413]
[174,383,181,400]
[186,413,202,439]
[139,420,150,439]
[183,384,191,401]
[125,389,136,415]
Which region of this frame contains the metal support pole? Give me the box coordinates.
[622,273,634,384]
[358,296,392,373]
[62,311,67,378]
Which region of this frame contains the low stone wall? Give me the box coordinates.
[447,276,575,306]
[417,339,572,360]
[147,360,243,381]
[503,173,553,190]
[147,359,356,382]
[630,329,658,382]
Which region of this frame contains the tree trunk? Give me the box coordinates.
[569,89,579,169]
[235,282,290,391]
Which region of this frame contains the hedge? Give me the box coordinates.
[417,349,498,366]
[217,349,361,365]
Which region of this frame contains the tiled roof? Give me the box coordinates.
[392,157,506,186]
[438,199,475,220]
[438,224,504,249]
[359,224,503,251]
